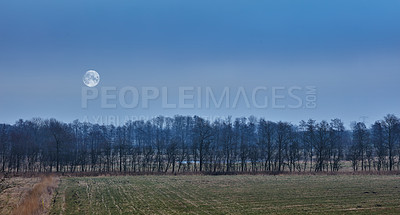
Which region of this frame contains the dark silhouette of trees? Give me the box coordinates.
[275,122,292,172]
[0,114,399,173]
[329,119,345,171]
[0,124,10,172]
[371,121,386,171]
[258,119,275,171]
[382,114,400,171]
[314,121,330,171]
[351,122,370,171]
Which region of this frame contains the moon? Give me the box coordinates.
[83,70,100,87]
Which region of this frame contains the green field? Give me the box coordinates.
[50,175,400,215]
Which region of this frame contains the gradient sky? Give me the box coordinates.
[1,0,400,127]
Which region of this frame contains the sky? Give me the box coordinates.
[1,0,400,127]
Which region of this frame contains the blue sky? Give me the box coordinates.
[1,0,400,126]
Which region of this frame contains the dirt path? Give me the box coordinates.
[0,177,40,214]
[11,176,59,215]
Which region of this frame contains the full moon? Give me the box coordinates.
[83,70,100,87]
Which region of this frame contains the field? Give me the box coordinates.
[48,174,400,215]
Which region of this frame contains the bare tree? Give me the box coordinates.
[314,121,330,172]
[381,114,399,171]
[276,122,292,172]
[352,122,369,171]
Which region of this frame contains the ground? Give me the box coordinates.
[0,176,58,215]
[48,174,400,215]
[0,177,40,214]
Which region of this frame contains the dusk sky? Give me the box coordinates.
[1,0,400,127]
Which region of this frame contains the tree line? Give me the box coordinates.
[0,114,399,173]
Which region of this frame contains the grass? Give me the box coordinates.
[0,176,59,215]
[49,174,400,215]
[0,177,40,214]
[12,176,59,215]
